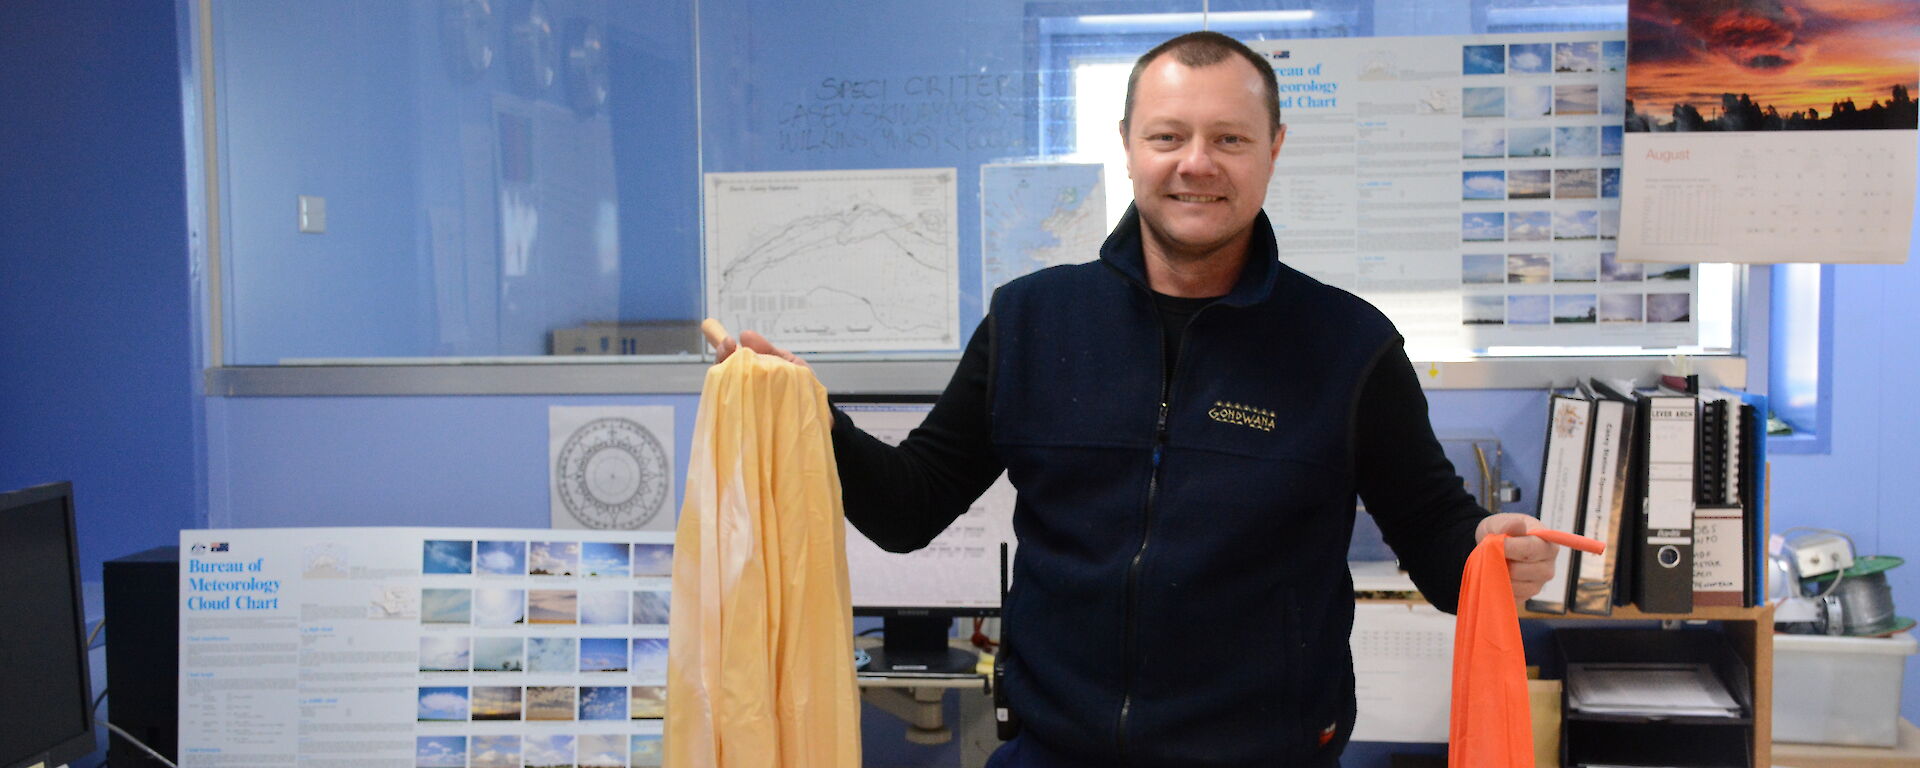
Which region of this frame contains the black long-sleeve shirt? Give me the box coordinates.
[828,291,1487,612]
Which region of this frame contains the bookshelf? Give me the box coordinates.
[1515,455,1774,765]
[1354,594,1777,765]
[1521,604,1771,622]
[1354,438,1772,765]
[1512,383,1771,765]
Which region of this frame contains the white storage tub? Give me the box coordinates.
[1772,632,1918,747]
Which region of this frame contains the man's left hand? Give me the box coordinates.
[1475,513,1557,600]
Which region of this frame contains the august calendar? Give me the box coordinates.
[1617,0,1917,264]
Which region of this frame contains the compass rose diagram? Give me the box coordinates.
[554,417,671,529]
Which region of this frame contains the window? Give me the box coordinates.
[1767,263,1832,453]
[1036,6,1369,230]
[1070,60,1133,227]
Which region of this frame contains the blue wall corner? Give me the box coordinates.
[0,0,201,581]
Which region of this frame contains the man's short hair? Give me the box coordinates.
[1122,31,1282,137]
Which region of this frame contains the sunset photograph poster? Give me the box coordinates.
[1626,0,1919,132]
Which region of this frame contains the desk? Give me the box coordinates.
[1773,720,1920,768]
[855,636,995,768]
[1356,561,1780,766]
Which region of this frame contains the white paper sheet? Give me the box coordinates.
[1643,397,1696,531]
[1350,602,1456,742]
[1567,663,1740,717]
[549,406,677,531]
[1620,133,1915,264]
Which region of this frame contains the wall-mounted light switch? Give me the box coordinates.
[298,195,327,234]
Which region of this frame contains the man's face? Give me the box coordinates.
[1122,55,1284,261]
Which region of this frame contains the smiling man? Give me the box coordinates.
[1121,37,1287,300]
[714,30,1555,768]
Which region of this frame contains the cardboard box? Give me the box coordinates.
[1530,678,1562,768]
[551,322,701,356]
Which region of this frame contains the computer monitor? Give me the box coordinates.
[833,396,1016,674]
[0,482,96,768]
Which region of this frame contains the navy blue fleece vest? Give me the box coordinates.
[988,207,1398,767]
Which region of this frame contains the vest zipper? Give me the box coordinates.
[1116,304,1203,756]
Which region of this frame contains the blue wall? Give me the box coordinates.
[0,0,201,582]
[1,4,198,761]
[9,0,1920,765]
[205,394,697,528]
[1769,202,1920,729]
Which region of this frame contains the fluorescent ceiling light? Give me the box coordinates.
[1073,10,1316,28]
[1484,5,1626,26]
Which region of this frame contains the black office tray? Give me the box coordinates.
[1554,627,1754,768]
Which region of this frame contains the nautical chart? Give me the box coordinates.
[703,168,960,352]
[980,163,1106,295]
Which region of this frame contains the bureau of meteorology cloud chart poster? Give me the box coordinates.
[178,527,674,768]
[1244,31,1695,353]
[1619,0,1917,264]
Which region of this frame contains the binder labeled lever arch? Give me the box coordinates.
[1634,395,1697,614]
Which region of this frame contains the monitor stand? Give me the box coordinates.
[868,615,978,675]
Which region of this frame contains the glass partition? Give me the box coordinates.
[201,0,1734,367]
[212,0,699,363]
